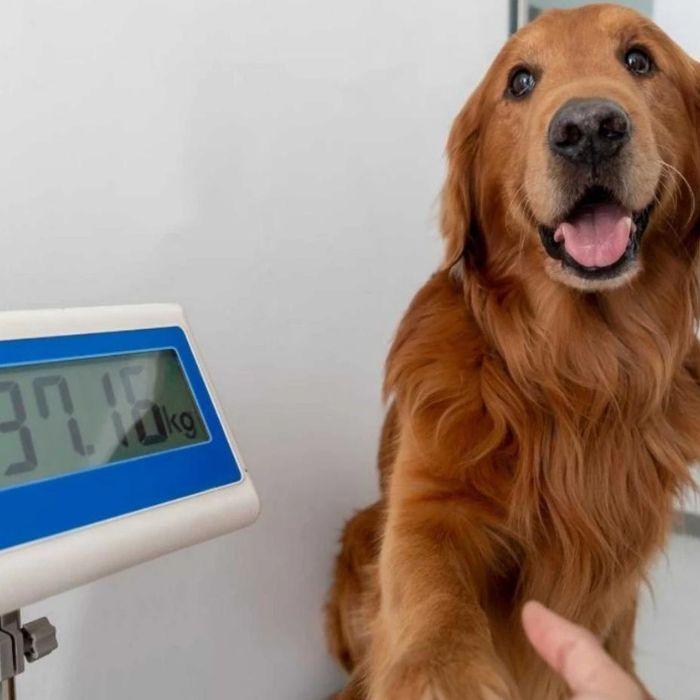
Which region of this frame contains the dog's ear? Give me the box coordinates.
[687,59,700,215]
[691,59,700,125]
[694,59,700,135]
[440,86,484,270]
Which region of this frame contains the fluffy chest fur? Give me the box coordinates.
[385,268,700,614]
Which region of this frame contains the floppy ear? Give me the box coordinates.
[440,87,484,270]
[689,59,700,216]
[691,59,700,126]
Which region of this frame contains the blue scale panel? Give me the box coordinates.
[0,326,243,551]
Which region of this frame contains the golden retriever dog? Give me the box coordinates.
[325,4,700,699]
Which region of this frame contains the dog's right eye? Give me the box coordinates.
[624,48,653,76]
[508,68,536,98]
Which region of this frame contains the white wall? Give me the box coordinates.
[0,1,508,697]
[530,0,653,15]
[654,1,700,57]
[635,9,700,699]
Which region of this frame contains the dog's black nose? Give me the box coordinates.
[548,98,630,166]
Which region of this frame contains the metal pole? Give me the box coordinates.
[0,610,56,700]
[517,0,528,28]
[1,677,16,700]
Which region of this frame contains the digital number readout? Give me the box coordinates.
[0,350,209,490]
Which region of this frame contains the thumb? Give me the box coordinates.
[522,601,644,699]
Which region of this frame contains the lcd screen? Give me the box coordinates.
[0,349,209,490]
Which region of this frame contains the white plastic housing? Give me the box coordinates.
[0,304,259,614]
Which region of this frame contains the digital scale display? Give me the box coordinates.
[0,305,259,672]
[0,350,209,491]
[0,309,256,562]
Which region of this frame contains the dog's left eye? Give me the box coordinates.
[624,48,653,75]
[508,68,536,98]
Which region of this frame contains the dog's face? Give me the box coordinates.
[443,4,700,292]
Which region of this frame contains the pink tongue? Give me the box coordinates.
[554,203,633,268]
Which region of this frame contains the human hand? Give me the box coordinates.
[522,601,648,700]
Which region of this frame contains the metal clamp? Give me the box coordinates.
[0,611,57,682]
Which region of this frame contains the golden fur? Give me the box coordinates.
[326,5,700,698]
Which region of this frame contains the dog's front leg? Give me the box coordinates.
[366,461,518,700]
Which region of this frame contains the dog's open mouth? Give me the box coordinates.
[539,186,653,280]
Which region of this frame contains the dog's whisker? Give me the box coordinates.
[658,158,696,229]
[648,164,697,263]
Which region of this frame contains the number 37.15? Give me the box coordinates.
[0,365,165,477]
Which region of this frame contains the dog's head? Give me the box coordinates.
[443,4,700,292]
